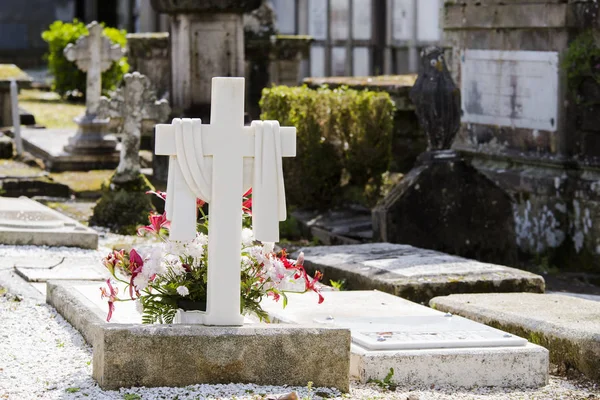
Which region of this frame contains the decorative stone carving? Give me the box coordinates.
[98,72,170,183]
[409,47,461,151]
[62,21,124,157]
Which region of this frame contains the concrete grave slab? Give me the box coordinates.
[20,128,119,171]
[260,290,549,388]
[46,280,351,392]
[0,196,97,249]
[294,243,544,304]
[430,293,600,382]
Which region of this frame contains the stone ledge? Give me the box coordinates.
[46,281,351,392]
[430,293,600,381]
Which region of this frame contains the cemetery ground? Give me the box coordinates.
[0,90,598,399]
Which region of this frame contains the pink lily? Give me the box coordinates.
[100,279,118,322]
[128,249,144,299]
[137,212,170,236]
[146,190,167,201]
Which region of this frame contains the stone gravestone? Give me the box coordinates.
[97,72,170,183]
[156,77,296,326]
[63,21,124,156]
[373,47,519,266]
[89,72,170,234]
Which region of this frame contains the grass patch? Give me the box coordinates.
[0,159,43,177]
[49,170,113,195]
[19,89,84,129]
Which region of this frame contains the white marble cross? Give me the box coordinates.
[64,21,124,115]
[155,77,296,326]
[98,72,170,183]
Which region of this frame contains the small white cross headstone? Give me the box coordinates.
[64,21,124,116]
[155,77,296,326]
[98,72,170,183]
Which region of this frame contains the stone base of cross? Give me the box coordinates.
[155,77,296,326]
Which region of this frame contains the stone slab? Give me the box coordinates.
[293,243,544,304]
[0,196,97,249]
[261,290,548,388]
[45,280,351,392]
[429,293,600,381]
[20,128,119,171]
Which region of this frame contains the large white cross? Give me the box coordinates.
[155,77,296,326]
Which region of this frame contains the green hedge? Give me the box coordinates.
[260,85,395,210]
[42,20,129,98]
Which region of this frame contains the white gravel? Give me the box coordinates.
[1,290,598,400]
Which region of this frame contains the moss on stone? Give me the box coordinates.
[89,173,155,235]
[0,64,30,81]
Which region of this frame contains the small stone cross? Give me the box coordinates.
[98,72,170,183]
[64,21,124,115]
[155,77,296,326]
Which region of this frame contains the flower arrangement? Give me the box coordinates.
[101,189,323,324]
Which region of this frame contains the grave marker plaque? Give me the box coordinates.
[461,50,559,132]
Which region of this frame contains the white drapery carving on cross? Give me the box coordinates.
[155,77,296,326]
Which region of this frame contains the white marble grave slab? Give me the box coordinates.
[261,290,549,388]
[0,196,97,249]
[461,50,559,131]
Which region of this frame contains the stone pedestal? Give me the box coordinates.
[372,150,519,266]
[151,0,261,119]
[64,114,117,155]
[443,0,600,271]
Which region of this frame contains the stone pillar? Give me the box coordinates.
[150,0,262,120]
[443,0,600,271]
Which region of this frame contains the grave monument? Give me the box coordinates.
[63,21,123,156]
[150,0,261,119]
[156,76,296,325]
[444,0,600,270]
[373,47,519,266]
[89,72,170,234]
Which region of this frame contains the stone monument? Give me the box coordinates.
[155,76,296,326]
[373,47,519,266]
[97,72,170,183]
[150,0,261,119]
[443,0,600,271]
[89,72,170,235]
[63,21,123,156]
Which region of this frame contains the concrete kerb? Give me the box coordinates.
[46,280,351,392]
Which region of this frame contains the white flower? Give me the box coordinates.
[133,274,149,291]
[176,286,190,296]
[262,242,275,254]
[241,228,255,247]
[135,300,143,314]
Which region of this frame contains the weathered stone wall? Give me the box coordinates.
[303,75,426,173]
[444,0,600,272]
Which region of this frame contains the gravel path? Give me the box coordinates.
[1,290,598,400]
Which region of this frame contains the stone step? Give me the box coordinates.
[429,293,600,381]
[293,242,544,304]
[260,289,549,388]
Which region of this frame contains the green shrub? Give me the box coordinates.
[42,20,129,98]
[260,85,395,210]
[562,30,600,96]
[89,174,155,235]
